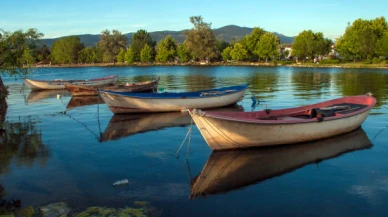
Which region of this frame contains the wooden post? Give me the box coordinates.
[0,77,8,123]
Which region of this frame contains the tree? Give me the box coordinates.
[254,32,279,62]
[78,46,102,63]
[155,35,177,63]
[292,30,316,62]
[177,43,191,62]
[98,29,128,63]
[50,36,84,64]
[34,44,50,63]
[117,47,126,64]
[221,46,233,61]
[0,28,43,77]
[216,40,230,60]
[184,16,217,61]
[376,31,388,57]
[242,27,265,61]
[140,44,153,63]
[131,29,155,62]
[313,32,332,58]
[230,43,248,61]
[125,46,136,64]
[0,28,43,121]
[336,17,388,61]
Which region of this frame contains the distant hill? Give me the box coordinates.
[40,25,294,47]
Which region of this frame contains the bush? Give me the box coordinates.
[372,58,384,64]
[362,59,372,64]
[319,59,341,64]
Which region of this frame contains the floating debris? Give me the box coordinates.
[113,179,129,186]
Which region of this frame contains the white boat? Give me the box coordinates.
[189,94,376,150]
[99,84,248,114]
[23,75,118,90]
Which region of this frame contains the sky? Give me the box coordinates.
[2,0,387,40]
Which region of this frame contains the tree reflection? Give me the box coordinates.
[0,116,50,213]
[333,72,388,107]
[0,117,51,175]
[291,71,332,100]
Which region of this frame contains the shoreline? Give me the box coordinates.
[33,62,388,69]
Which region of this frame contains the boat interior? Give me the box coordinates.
[259,103,368,121]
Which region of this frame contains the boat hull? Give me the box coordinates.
[190,95,376,150]
[65,78,159,96]
[100,85,247,114]
[23,75,118,90]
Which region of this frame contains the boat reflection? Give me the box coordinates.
[26,90,71,103]
[66,96,105,109]
[190,128,372,198]
[101,104,244,142]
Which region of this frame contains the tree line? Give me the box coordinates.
[1,16,388,70]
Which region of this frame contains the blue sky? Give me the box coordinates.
[2,0,387,40]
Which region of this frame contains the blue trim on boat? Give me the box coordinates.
[100,84,249,99]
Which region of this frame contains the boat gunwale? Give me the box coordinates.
[197,95,376,124]
[24,74,118,83]
[99,84,249,99]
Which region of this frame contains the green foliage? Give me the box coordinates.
[241,27,265,61]
[184,16,217,61]
[283,49,290,58]
[292,30,331,62]
[176,43,191,62]
[230,43,248,61]
[216,40,230,60]
[292,30,316,61]
[78,47,101,63]
[319,59,341,64]
[131,29,155,62]
[34,44,50,62]
[125,46,136,64]
[336,17,388,61]
[254,32,279,62]
[376,31,388,57]
[155,35,177,63]
[117,47,126,63]
[221,46,233,61]
[0,28,43,77]
[140,44,153,63]
[98,29,128,63]
[372,57,384,64]
[50,36,84,64]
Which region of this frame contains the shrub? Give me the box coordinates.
[319,59,341,64]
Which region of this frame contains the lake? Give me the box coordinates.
[1,66,388,216]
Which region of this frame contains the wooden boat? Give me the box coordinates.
[23,75,118,90]
[65,77,160,96]
[99,84,248,114]
[26,89,71,103]
[101,104,244,142]
[190,128,372,198]
[190,94,376,150]
[66,96,105,109]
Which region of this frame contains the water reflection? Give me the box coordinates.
[26,90,71,104]
[291,70,333,100]
[0,116,50,214]
[101,112,191,142]
[0,117,51,174]
[101,104,244,142]
[66,96,104,110]
[333,72,388,106]
[190,128,372,198]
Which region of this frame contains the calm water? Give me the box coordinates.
[1,66,388,216]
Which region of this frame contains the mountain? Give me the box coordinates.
[40,25,294,47]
